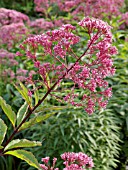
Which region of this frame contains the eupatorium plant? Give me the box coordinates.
[0,8,29,26]
[0,17,117,169]
[18,17,117,114]
[40,152,94,169]
[34,0,128,30]
[0,22,29,49]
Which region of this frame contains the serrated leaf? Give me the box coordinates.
[5,149,40,169]
[0,97,16,127]
[19,112,55,131]
[17,102,28,126]
[4,139,42,151]
[0,118,7,145]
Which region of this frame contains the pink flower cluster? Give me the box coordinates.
[64,17,117,114]
[34,0,57,15]
[40,157,58,170]
[0,8,30,49]
[83,0,124,19]
[30,18,54,33]
[40,152,94,170]
[0,49,33,82]
[0,22,28,49]
[0,49,16,62]
[119,12,128,29]
[18,17,117,114]
[0,8,29,26]
[23,23,79,58]
[34,0,128,29]
[0,49,17,81]
[30,18,66,34]
[61,152,94,169]
[34,0,124,19]
[0,8,32,83]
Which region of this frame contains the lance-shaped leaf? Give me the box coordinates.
[34,89,39,106]
[5,149,40,169]
[36,105,69,112]
[4,139,42,151]
[0,97,16,127]
[14,82,32,108]
[33,84,39,106]
[19,112,56,131]
[17,102,28,126]
[0,119,7,145]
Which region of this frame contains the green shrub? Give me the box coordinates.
[23,108,121,170]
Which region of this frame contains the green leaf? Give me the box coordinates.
[5,149,40,169]
[0,118,7,145]
[19,112,55,131]
[17,102,28,126]
[36,105,68,112]
[84,131,97,147]
[14,82,32,108]
[47,6,52,13]
[0,97,16,127]
[4,139,42,151]
[0,146,3,149]
[34,89,39,106]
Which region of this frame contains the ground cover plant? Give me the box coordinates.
[0,0,128,169]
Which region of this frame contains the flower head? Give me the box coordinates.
[18,17,117,114]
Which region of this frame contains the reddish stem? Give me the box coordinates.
[2,34,96,154]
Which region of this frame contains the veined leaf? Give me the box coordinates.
[0,118,7,145]
[14,82,32,108]
[0,97,16,127]
[19,112,55,131]
[17,102,28,126]
[4,139,42,151]
[5,149,40,169]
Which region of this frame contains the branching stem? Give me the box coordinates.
[2,33,96,154]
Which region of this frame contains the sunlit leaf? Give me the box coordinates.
[19,112,56,131]
[14,82,32,108]
[0,118,7,145]
[0,97,16,127]
[5,149,40,169]
[4,139,42,151]
[17,102,28,126]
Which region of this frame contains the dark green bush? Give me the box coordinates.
[23,108,121,170]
